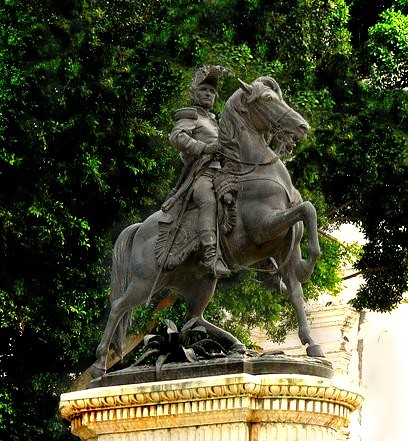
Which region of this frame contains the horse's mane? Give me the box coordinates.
[218,89,246,171]
[254,76,282,99]
[218,76,281,171]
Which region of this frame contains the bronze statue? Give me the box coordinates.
[165,65,230,277]
[91,74,323,377]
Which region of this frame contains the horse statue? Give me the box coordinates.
[91,76,324,377]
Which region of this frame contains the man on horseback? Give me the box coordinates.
[91,75,324,378]
[165,65,230,277]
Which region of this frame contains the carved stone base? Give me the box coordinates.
[60,373,362,441]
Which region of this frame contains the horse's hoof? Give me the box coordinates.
[296,260,314,284]
[89,363,106,379]
[307,344,325,358]
[229,343,246,354]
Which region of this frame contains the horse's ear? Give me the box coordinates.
[238,78,252,95]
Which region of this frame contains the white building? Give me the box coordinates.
[253,225,408,441]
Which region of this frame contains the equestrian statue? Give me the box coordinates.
[91,67,324,377]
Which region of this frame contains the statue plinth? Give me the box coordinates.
[88,354,334,388]
[60,368,362,440]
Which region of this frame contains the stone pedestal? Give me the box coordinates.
[60,373,362,441]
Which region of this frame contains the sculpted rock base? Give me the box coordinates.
[89,354,334,388]
[60,369,362,440]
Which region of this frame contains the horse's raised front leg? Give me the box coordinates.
[283,250,324,358]
[294,201,321,283]
[253,201,320,281]
[182,275,246,353]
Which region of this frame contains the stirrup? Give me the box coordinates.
[200,258,231,278]
[213,259,231,277]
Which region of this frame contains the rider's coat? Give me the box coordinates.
[169,106,221,169]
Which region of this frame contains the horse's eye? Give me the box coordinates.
[263,94,274,102]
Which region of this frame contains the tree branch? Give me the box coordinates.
[331,216,358,224]
[318,228,355,251]
[342,265,397,281]
[326,199,355,219]
[319,229,401,282]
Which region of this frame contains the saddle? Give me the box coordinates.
[155,172,238,270]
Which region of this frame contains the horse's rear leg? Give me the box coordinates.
[283,252,324,358]
[183,276,245,353]
[91,278,153,376]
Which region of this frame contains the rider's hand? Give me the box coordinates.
[203,143,218,154]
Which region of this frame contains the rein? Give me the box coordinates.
[249,100,293,134]
[219,150,279,166]
[274,107,293,126]
[218,150,279,176]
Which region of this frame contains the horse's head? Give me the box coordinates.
[238,77,309,154]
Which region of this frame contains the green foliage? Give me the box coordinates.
[367,3,408,89]
[209,272,291,346]
[0,1,175,439]
[0,0,407,439]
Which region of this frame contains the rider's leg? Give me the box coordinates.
[193,175,230,277]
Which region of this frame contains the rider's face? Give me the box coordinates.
[193,83,216,110]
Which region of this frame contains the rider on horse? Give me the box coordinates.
[164,66,230,277]
[91,75,323,377]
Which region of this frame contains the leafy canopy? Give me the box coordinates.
[0,0,407,439]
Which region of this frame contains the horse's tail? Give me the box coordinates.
[110,223,141,357]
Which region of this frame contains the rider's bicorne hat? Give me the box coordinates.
[190,65,227,91]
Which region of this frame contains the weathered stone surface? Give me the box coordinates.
[60,373,362,441]
[92,74,323,377]
[89,354,333,388]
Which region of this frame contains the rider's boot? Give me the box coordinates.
[199,230,230,277]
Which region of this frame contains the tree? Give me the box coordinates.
[320,0,408,310]
[0,0,407,439]
[0,1,176,439]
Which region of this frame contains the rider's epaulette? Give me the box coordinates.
[173,107,198,121]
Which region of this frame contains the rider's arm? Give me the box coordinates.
[169,107,219,158]
[169,117,207,158]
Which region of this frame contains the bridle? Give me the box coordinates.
[217,103,294,176]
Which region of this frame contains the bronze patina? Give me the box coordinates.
[164,65,230,277]
[91,72,323,377]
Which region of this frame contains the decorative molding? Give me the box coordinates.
[60,374,363,440]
